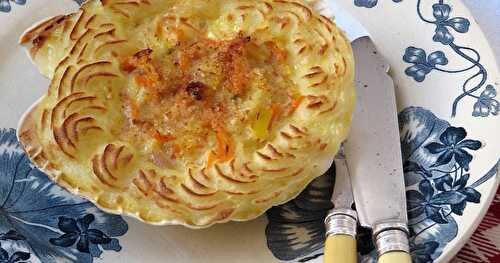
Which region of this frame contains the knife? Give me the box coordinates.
[324,146,358,263]
[345,36,411,263]
[319,2,411,263]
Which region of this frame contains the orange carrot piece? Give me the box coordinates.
[215,128,235,161]
[207,128,235,167]
[287,96,305,116]
[268,104,283,131]
[207,151,217,168]
[153,130,176,143]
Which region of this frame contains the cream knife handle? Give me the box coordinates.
[375,226,411,263]
[324,209,358,263]
[323,234,357,263]
[378,251,412,263]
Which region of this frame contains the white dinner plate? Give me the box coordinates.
[0,0,498,262]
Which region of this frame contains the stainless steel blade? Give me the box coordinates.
[345,37,407,229]
[330,147,354,210]
[325,146,358,239]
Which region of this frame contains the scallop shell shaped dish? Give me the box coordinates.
[17,0,355,228]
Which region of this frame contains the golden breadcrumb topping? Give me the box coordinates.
[120,32,296,163]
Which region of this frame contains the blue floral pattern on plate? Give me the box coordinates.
[407,1,497,118]
[265,169,333,262]
[0,0,25,13]
[410,1,498,118]
[0,0,84,13]
[354,0,402,8]
[403,48,448,83]
[354,0,498,118]
[265,107,499,262]
[0,230,30,263]
[0,128,128,263]
[473,85,499,117]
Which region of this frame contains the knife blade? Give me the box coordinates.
[346,37,407,231]
[330,147,354,213]
[344,37,411,262]
[323,147,358,263]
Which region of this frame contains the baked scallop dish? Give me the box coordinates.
[17,0,355,227]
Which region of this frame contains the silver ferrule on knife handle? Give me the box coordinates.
[324,208,358,238]
[373,222,410,256]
